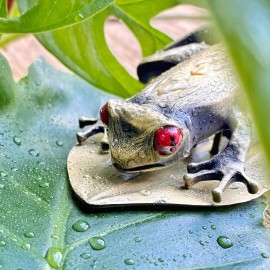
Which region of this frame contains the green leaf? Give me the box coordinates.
[0,55,270,269]
[36,0,178,97]
[0,0,114,33]
[0,0,7,18]
[207,0,270,169]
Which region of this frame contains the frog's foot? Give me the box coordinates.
[76,125,104,144]
[76,117,109,153]
[183,160,259,203]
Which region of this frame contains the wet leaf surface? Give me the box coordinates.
[0,55,270,269]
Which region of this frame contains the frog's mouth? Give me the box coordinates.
[113,162,166,173]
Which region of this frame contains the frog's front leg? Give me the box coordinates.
[76,117,109,152]
[184,109,259,203]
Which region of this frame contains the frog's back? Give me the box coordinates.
[131,44,238,111]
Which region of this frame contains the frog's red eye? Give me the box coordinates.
[100,102,109,126]
[153,126,182,155]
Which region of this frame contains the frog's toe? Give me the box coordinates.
[184,170,218,188]
[211,170,260,203]
[211,173,234,203]
[235,171,259,194]
[76,125,105,144]
[187,160,214,173]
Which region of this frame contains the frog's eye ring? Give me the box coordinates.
[100,102,109,126]
[153,126,182,155]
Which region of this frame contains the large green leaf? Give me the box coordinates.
[36,0,178,97]
[0,0,114,33]
[207,0,270,168]
[0,55,270,269]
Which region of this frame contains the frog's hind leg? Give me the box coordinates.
[137,25,217,83]
[184,109,259,203]
[210,129,232,155]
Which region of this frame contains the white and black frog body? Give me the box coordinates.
[77,30,259,203]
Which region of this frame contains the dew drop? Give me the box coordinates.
[134,237,141,242]
[21,242,31,251]
[0,241,6,247]
[51,234,60,240]
[261,253,269,259]
[124,259,134,265]
[250,213,255,218]
[75,13,84,22]
[80,253,91,259]
[211,225,216,230]
[217,236,233,249]
[202,226,207,230]
[11,167,19,172]
[199,240,205,246]
[0,184,4,189]
[13,136,21,146]
[89,237,106,250]
[39,182,50,188]
[24,232,35,238]
[72,220,90,232]
[28,149,40,157]
[45,247,63,269]
[139,189,151,196]
[0,171,7,178]
[56,140,63,147]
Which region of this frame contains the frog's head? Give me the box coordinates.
[100,100,191,173]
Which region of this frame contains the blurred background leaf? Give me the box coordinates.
[0,0,114,33]
[208,0,270,169]
[36,0,178,97]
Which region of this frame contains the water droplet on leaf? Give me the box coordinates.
[56,140,63,147]
[217,236,233,249]
[124,259,134,265]
[0,241,6,247]
[24,232,35,238]
[13,136,21,146]
[261,253,269,259]
[75,13,84,22]
[72,220,90,232]
[134,237,141,242]
[0,171,7,178]
[39,182,50,188]
[51,234,59,240]
[80,253,91,259]
[21,242,31,251]
[89,237,106,250]
[45,247,63,269]
[28,149,39,157]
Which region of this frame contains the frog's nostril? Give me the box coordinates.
[100,102,109,126]
[153,125,182,155]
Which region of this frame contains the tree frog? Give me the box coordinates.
[77,37,259,203]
